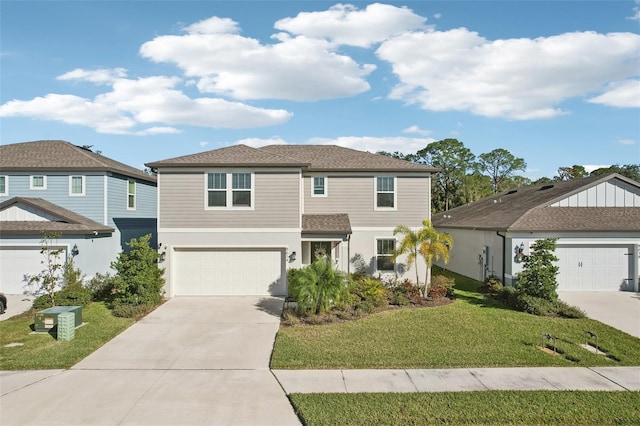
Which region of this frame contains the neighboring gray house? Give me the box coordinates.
[432,173,640,292]
[0,140,157,294]
[146,144,437,297]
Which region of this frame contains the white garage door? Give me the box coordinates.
[556,245,633,291]
[0,247,45,294]
[173,249,286,296]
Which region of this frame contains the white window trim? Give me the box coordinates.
[30,175,47,190]
[127,179,136,210]
[374,176,397,211]
[0,175,7,196]
[311,176,328,198]
[375,237,396,272]
[69,175,85,196]
[204,171,255,210]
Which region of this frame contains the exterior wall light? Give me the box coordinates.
[71,244,79,257]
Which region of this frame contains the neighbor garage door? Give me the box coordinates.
[172,248,286,296]
[0,247,44,294]
[556,245,633,291]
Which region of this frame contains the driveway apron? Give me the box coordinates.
[1,297,301,426]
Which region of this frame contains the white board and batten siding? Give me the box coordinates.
[551,180,640,207]
[172,248,286,296]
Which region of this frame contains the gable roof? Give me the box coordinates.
[432,173,640,232]
[146,144,437,172]
[0,140,156,183]
[0,197,114,235]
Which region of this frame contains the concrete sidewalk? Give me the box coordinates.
[273,366,640,394]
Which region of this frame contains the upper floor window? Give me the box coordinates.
[375,176,396,209]
[0,176,7,196]
[30,175,47,190]
[127,180,136,210]
[312,176,327,197]
[69,176,85,196]
[206,172,253,209]
[376,239,396,271]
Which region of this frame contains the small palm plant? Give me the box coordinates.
[290,259,348,315]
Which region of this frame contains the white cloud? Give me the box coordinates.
[139,17,375,101]
[57,68,128,84]
[377,29,640,120]
[402,125,432,136]
[306,135,433,154]
[236,137,289,147]
[617,138,637,145]
[627,4,640,21]
[199,141,210,148]
[584,164,610,173]
[274,3,426,48]
[588,80,640,108]
[0,75,293,134]
[433,13,442,19]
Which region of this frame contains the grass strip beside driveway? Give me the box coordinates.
[0,302,134,370]
[271,272,640,369]
[289,391,640,425]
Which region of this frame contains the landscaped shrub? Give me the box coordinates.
[32,294,54,310]
[349,277,388,308]
[110,234,165,310]
[515,238,559,301]
[553,300,586,319]
[387,279,422,305]
[428,275,455,299]
[515,293,555,316]
[56,257,92,306]
[87,272,115,302]
[494,286,585,318]
[287,267,304,300]
[484,275,503,293]
[495,286,519,306]
[291,259,349,315]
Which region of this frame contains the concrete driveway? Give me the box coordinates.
[558,291,640,338]
[0,297,300,426]
[0,294,34,322]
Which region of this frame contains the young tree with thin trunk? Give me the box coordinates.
[418,220,453,295]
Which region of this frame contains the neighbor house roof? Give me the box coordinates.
[146,144,437,172]
[432,173,640,232]
[0,197,114,235]
[0,140,156,183]
[302,214,352,235]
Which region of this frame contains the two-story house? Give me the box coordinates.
[146,144,437,297]
[0,140,157,294]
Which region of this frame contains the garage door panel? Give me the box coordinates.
[556,245,632,291]
[0,248,44,294]
[173,249,285,296]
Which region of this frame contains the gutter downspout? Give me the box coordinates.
[496,231,506,285]
[347,234,351,275]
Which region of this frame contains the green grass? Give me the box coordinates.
[0,302,134,370]
[289,391,640,425]
[271,269,640,369]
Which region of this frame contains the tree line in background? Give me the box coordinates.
[378,138,640,213]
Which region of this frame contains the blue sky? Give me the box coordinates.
[1,1,639,179]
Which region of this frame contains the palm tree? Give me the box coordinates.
[419,220,453,294]
[392,223,427,288]
[393,219,454,297]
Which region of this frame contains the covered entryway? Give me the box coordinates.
[0,246,45,294]
[556,245,634,291]
[172,248,286,296]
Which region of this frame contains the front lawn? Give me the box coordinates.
[289,391,640,425]
[0,302,134,370]
[271,270,640,369]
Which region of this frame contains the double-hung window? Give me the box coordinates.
[127,180,136,209]
[30,175,47,190]
[376,239,396,271]
[375,176,396,209]
[206,172,253,209]
[0,176,7,196]
[312,176,327,197]
[69,176,85,196]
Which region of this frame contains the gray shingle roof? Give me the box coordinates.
[0,140,156,183]
[0,197,114,235]
[147,144,437,172]
[432,173,640,232]
[302,214,352,234]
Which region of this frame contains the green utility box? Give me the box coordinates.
[57,312,75,341]
[34,306,82,332]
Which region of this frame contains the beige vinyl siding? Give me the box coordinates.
[304,174,430,227]
[159,170,300,228]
